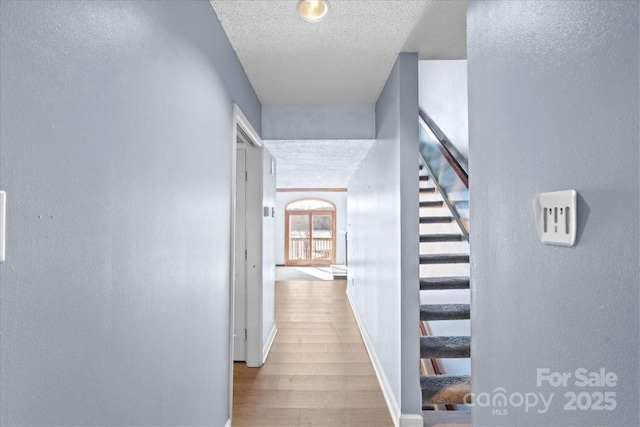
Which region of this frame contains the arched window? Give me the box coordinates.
[285,199,336,266]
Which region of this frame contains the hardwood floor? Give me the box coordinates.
[232,280,393,427]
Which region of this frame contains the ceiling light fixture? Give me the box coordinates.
[297,0,330,23]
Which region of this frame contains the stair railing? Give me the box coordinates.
[418,108,469,240]
[419,109,468,185]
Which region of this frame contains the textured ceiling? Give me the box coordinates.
[210,0,466,104]
[265,140,374,188]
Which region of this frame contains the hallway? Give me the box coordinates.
[232,280,393,427]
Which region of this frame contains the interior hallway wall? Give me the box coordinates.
[347,53,422,420]
[262,104,375,140]
[468,1,639,425]
[0,1,261,425]
[262,149,277,347]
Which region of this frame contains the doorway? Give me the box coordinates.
[230,104,266,370]
[284,199,336,266]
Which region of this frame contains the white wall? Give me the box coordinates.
[418,60,468,160]
[263,104,375,140]
[348,53,422,420]
[0,1,260,425]
[468,1,639,426]
[275,191,347,265]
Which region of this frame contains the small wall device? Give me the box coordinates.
[533,190,577,246]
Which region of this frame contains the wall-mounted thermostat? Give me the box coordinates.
[533,190,577,246]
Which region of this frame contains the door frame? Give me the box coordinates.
[233,148,247,361]
[229,104,264,416]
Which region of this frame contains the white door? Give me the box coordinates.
[234,149,247,361]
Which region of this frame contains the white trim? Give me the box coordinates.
[262,323,278,364]
[399,414,424,427]
[228,110,238,422]
[346,288,401,427]
[229,104,266,414]
[224,418,231,427]
[235,104,265,368]
[234,104,262,148]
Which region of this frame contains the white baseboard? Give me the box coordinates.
[346,288,401,427]
[224,418,231,427]
[262,323,278,364]
[400,413,424,427]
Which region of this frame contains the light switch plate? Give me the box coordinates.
[533,190,577,246]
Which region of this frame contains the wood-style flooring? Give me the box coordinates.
[232,280,393,427]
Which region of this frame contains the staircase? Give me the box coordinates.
[418,164,472,416]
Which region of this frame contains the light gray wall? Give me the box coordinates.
[468,1,639,426]
[418,60,468,160]
[262,104,375,140]
[275,191,347,266]
[0,1,260,425]
[347,53,421,418]
[262,149,276,346]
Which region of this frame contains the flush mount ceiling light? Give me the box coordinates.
[297,0,330,22]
